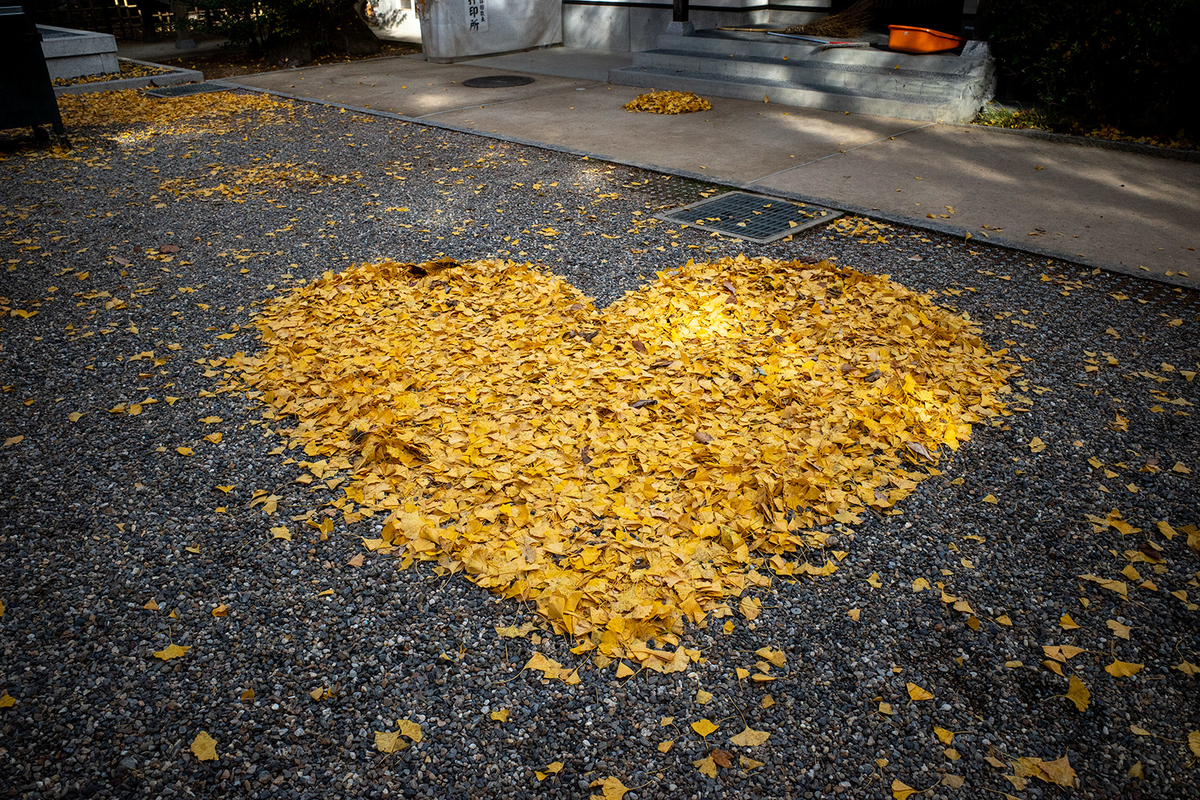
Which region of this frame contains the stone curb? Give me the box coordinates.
[948,120,1200,163]
[54,59,204,96]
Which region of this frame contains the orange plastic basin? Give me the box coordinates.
[887,25,964,54]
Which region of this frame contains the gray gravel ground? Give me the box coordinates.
[0,91,1197,800]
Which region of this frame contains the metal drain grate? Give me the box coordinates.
[657,191,841,243]
[143,82,231,98]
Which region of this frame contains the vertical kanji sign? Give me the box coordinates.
[466,0,488,32]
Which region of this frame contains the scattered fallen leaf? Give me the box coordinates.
[591,776,633,800]
[1064,674,1090,712]
[397,719,422,743]
[153,643,190,661]
[729,726,770,747]
[906,682,933,702]
[190,731,217,761]
[1105,619,1131,639]
[1105,659,1144,678]
[694,754,718,778]
[374,730,407,753]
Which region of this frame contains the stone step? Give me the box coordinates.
[608,29,994,123]
[649,31,985,77]
[609,66,971,122]
[626,48,973,104]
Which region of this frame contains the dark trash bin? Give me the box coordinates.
[0,5,68,145]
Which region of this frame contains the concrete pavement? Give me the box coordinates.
[176,47,1197,288]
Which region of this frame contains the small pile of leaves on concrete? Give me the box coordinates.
[624,91,713,115]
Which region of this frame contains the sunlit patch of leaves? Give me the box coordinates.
[223,255,1016,669]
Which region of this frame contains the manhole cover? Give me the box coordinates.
[143,82,231,98]
[462,75,535,88]
[658,191,841,243]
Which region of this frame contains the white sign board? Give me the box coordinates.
[465,0,488,32]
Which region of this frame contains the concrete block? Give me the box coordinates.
[420,0,562,62]
[563,5,630,51]
[38,25,116,58]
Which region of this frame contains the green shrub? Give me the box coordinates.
[986,0,1200,137]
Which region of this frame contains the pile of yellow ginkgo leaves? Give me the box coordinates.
[56,89,293,137]
[224,255,1016,670]
[624,91,712,114]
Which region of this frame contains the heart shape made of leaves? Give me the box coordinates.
[225,255,1015,670]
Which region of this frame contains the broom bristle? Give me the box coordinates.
[786,0,876,38]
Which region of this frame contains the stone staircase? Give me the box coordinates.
[608,29,995,123]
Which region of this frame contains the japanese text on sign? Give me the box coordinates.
[466,0,488,32]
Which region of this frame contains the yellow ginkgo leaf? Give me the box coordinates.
[933,726,954,745]
[153,643,190,661]
[691,718,719,737]
[1104,659,1144,678]
[906,682,933,702]
[0,693,16,708]
[1105,619,1131,639]
[694,689,713,704]
[374,730,407,753]
[891,779,918,799]
[754,647,786,667]
[1036,754,1077,787]
[693,755,718,778]
[589,775,632,799]
[615,661,635,679]
[1064,674,1090,712]
[1059,613,1081,629]
[190,731,218,761]
[657,740,674,753]
[489,709,509,722]
[397,719,422,742]
[729,726,770,747]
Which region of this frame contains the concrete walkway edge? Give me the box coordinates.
[221,79,1200,293]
